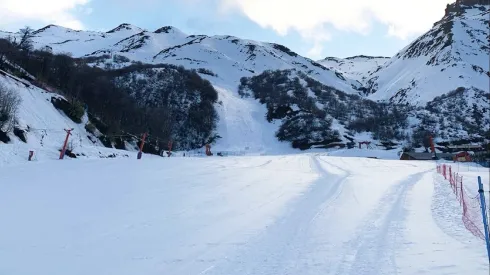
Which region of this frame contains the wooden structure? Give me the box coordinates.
[454,151,472,162]
[400,152,454,161]
[400,152,434,161]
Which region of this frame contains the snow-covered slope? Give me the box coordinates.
[318,55,390,84]
[2,24,361,94]
[212,83,297,155]
[31,24,146,57]
[365,2,489,105]
[1,155,488,274]
[0,70,133,165]
[151,35,360,93]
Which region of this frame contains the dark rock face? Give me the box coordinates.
[446,0,488,15]
[154,26,173,34]
[107,23,135,33]
[457,0,488,6]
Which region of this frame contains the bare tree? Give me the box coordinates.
[17,26,35,52]
[0,84,22,131]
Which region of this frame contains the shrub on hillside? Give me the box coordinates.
[113,55,130,63]
[0,129,10,143]
[51,97,85,123]
[68,100,85,123]
[85,122,96,134]
[13,127,27,143]
[0,83,21,131]
[197,68,217,77]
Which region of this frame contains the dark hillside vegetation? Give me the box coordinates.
[0,37,219,151]
[239,70,489,150]
[239,70,411,149]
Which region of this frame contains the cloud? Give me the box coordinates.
[301,25,332,59]
[220,0,452,55]
[0,0,90,30]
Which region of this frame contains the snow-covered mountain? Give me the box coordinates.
[2,0,487,107]
[318,55,390,84]
[0,24,361,94]
[365,1,489,105]
[0,22,369,153]
[0,0,488,157]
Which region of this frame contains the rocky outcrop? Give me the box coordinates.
[106,23,142,34]
[456,0,488,6]
[446,0,488,15]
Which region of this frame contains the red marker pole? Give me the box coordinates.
[60,128,73,160]
[167,140,173,157]
[137,132,147,160]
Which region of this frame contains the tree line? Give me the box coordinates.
[0,28,219,150]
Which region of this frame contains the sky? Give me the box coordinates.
[0,0,454,59]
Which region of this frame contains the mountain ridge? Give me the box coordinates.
[0,23,362,95]
[365,2,489,105]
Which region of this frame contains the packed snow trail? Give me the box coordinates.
[0,155,488,275]
[333,170,429,275]
[208,157,350,275]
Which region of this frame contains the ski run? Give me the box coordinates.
[1,154,488,275]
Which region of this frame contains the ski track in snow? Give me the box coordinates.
[207,156,350,275]
[333,170,430,275]
[0,155,488,275]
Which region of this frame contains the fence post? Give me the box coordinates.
[477,176,490,263]
[455,173,458,198]
[449,166,452,183]
[460,177,464,205]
